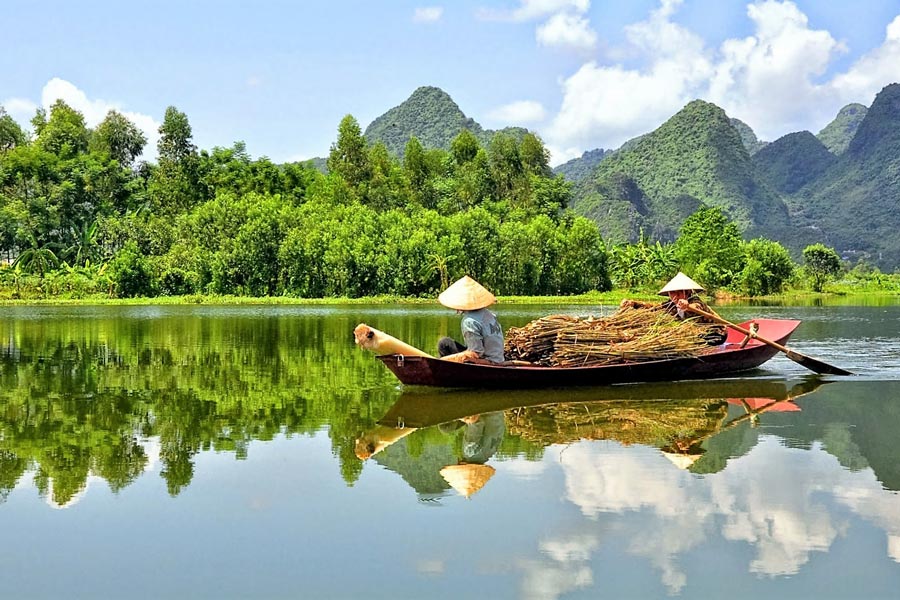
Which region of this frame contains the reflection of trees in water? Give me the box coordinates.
[4,311,899,505]
[0,314,401,503]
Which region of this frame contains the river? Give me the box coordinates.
[1,301,898,599]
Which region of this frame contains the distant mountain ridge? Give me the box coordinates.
[791,83,900,266]
[572,100,788,243]
[553,148,611,182]
[817,103,867,155]
[752,131,836,195]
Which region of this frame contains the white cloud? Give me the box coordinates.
[5,78,162,160]
[477,0,597,56]
[536,13,597,50]
[487,99,547,124]
[706,0,847,140]
[828,14,900,108]
[246,75,263,87]
[540,0,900,163]
[413,6,444,23]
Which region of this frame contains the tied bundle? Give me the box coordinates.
[504,307,719,367]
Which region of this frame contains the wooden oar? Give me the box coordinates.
[684,305,853,376]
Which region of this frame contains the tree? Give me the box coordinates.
[91,110,147,165]
[803,243,842,292]
[673,207,745,290]
[149,106,201,213]
[327,115,371,187]
[450,129,480,165]
[157,106,195,162]
[520,133,551,177]
[487,133,524,203]
[34,100,89,158]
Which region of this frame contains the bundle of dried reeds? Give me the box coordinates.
[504,307,720,367]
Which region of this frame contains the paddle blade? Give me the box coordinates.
[783,349,853,376]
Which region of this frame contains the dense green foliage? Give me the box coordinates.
[816,103,867,155]
[752,131,836,195]
[0,100,610,299]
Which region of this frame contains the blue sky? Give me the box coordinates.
[3,0,900,164]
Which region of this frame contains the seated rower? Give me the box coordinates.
[620,272,727,345]
[437,275,505,364]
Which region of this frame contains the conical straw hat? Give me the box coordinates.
[438,276,496,311]
[658,272,705,296]
[661,451,703,470]
[440,464,496,498]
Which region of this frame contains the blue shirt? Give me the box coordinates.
[461,308,505,363]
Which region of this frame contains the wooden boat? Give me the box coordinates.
[375,318,801,388]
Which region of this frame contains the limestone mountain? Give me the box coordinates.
[791,84,900,267]
[363,86,526,157]
[730,118,769,155]
[752,131,837,195]
[817,103,867,155]
[553,148,611,182]
[572,100,789,243]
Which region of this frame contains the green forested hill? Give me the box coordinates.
[817,103,867,155]
[791,84,900,267]
[571,100,789,243]
[730,118,768,155]
[752,131,836,195]
[553,148,611,182]
[364,86,482,156]
[362,86,527,157]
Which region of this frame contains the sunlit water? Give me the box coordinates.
[1,301,899,599]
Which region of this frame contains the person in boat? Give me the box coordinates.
[620,272,728,345]
[437,275,505,364]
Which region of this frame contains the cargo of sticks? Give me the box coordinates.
[504,306,720,367]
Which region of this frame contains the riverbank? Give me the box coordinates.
[1,289,897,306]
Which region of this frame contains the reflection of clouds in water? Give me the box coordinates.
[554,436,900,593]
[711,439,841,576]
[504,459,547,479]
[415,559,445,575]
[832,475,900,564]
[540,534,598,561]
[558,442,698,517]
[517,534,597,600]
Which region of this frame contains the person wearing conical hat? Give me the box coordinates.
[620,272,727,345]
[437,275,505,364]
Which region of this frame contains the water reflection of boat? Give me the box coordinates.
[377,378,825,429]
[381,378,826,474]
[376,319,800,388]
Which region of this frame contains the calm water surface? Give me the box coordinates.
[1,301,899,599]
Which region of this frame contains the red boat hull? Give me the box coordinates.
[376,319,801,388]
